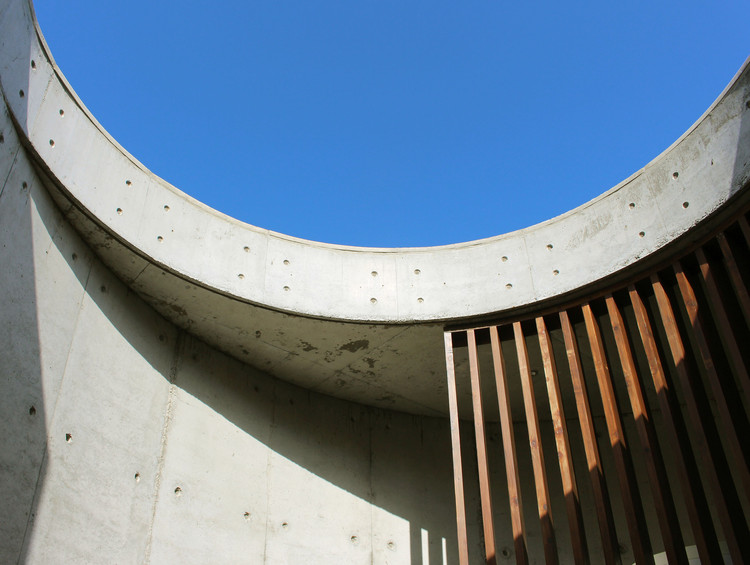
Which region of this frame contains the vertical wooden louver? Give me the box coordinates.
[444,209,750,564]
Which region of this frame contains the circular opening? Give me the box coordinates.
[116,208,123,215]
[134,473,141,482]
[19,90,24,98]
[505,283,513,290]
[59,108,64,117]
[682,201,689,208]
[501,256,508,262]
[243,246,250,252]
[417,297,424,303]
[371,270,378,277]
[30,60,36,69]
[125,179,132,186]
[413,269,421,275]
[65,433,72,443]
[29,2,750,248]
[49,139,55,147]
[553,269,559,275]
[629,202,635,209]
[370,297,377,304]
[174,486,182,495]
[163,205,170,211]
[157,235,164,242]
[283,285,290,292]
[244,512,251,520]
[672,171,679,179]
[639,231,645,238]
[238,273,245,279]
[283,259,290,265]
[546,244,553,250]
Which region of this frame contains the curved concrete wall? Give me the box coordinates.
[2,0,749,563]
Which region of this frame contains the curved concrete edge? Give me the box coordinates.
[1,0,748,324]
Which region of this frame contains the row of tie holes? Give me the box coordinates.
[57,422,394,547]
[110,188,689,301]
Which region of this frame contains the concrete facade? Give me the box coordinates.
[1,0,749,563]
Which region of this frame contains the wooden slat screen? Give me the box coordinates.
[444,210,750,564]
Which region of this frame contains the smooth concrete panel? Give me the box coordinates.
[20,260,176,563]
[149,332,463,565]
[146,343,272,564]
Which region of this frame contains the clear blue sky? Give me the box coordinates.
[34,1,749,247]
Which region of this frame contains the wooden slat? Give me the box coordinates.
[651,274,750,564]
[674,260,750,506]
[513,322,559,565]
[559,311,621,565]
[606,293,687,565]
[467,329,498,565]
[629,285,722,564]
[536,316,589,565]
[490,326,529,565]
[581,304,654,565]
[695,247,750,415]
[717,232,750,328]
[739,215,750,248]
[444,332,470,565]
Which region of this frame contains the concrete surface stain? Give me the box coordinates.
[338,340,369,353]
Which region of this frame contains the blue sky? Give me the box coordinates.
[34,1,749,247]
